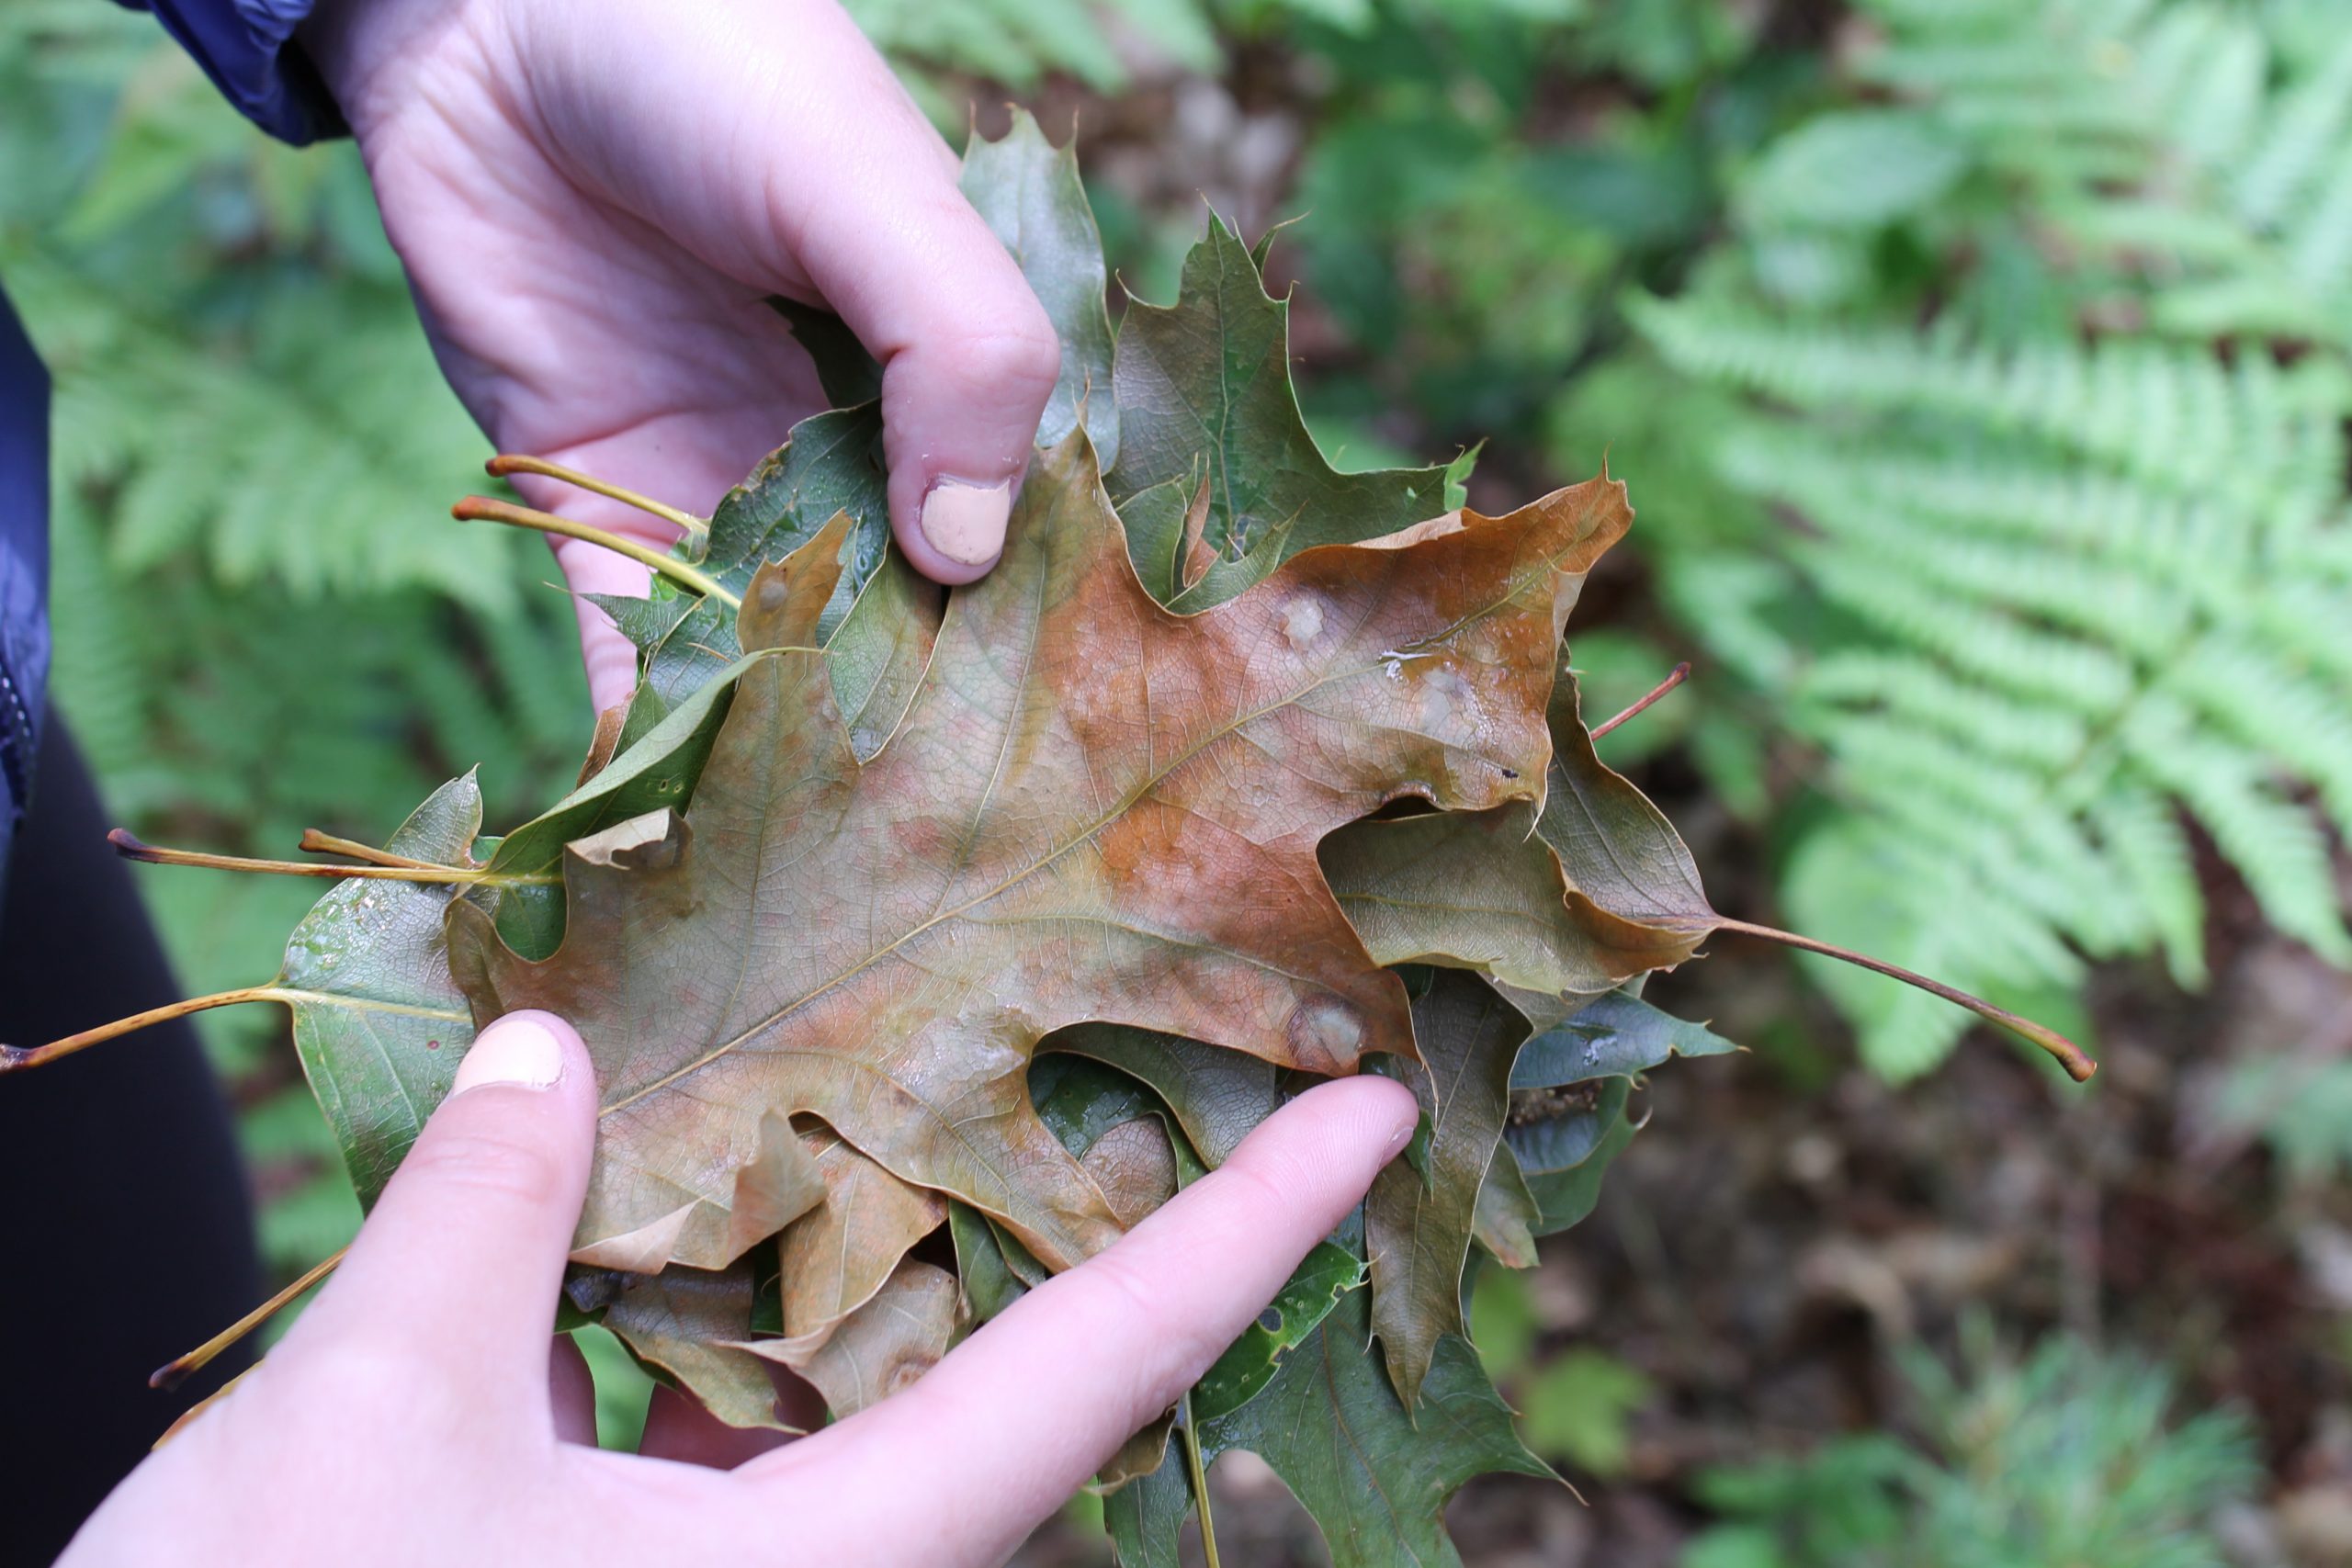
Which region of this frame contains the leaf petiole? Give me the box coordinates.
[151,1246,347,1392]
[452,496,739,607]
[1713,916,2098,1082]
[0,986,297,1072]
[1181,1391,1222,1568]
[108,830,556,886]
[484,454,708,539]
[298,828,456,871]
[1589,661,1691,739]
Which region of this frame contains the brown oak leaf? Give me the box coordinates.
[447,434,1629,1275]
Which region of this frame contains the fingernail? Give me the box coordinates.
[1382,1113,1419,1160]
[452,1015,565,1093]
[920,478,1012,566]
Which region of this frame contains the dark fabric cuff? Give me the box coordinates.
[119,0,347,146]
[0,289,51,885]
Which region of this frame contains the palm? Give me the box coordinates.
[312,0,1060,704]
[341,25,844,706]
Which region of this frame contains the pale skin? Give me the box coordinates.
[304,0,1069,711]
[62,1013,1417,1566]
[61,3,1424,1560]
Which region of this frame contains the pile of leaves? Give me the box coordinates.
[5,115,2087,1566]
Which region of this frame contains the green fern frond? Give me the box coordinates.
[2089,782,2209,986]
[1623,0,2352,1076]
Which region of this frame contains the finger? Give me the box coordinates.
[527,0,1059,585]
[274,1011,596,1430]
[740,1076,1419,1560]
[551,1335,598,1448]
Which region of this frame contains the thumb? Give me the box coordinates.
[495,0,1059,586]
[719,8,1060,582]
[280,1011,597,1416]
[871,276,1061,584]
[786,153,1060,585]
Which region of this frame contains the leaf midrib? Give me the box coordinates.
[597,528,1585,1123]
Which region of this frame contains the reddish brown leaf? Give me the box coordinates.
[742,1258,959,1420]
[447,435,1628,1275]
[776,1124,947,1341]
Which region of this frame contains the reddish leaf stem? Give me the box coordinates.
[152,1246,349,1392]
[452,496,737,606]
[0,986,294,1072]
[484,454,707,538]
[109,830,548,885]
[298,828,454,871]
[1711,916,2098,1082]
[1590,661,1691,739]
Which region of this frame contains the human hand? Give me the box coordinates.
[59,1010,1418,1568]
[302,0,1063,710]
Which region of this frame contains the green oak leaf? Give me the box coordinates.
[1106,212,1451,611]
[1108,1250,1553,1568]
[1512,987,1738,1087]
[1508,1074,1632,1179]
[1190,1240,1364,1422]
[1366,971,1526,1410]
[482,650,753,956]
[281,774,483,1206]
[960,108,1119,466]
[1044,1023,1280,1168]
[597,403,892,742]
[1032,1055,1182,1229]
[947,1201,1030,1329]
[1521,1108,1635,1238]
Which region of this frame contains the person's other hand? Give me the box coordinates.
[58,1010,1419,1567]
[302,0,1062,710]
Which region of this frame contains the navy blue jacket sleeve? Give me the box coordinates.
[0,288,51,885]
[118,0,345,145]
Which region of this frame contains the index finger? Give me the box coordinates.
[736,1075,1418,1563]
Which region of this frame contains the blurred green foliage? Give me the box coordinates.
[1680,1324,2259,1568]
[1473,1266,1656,1478]
[1269,0,2352,1078]
[2,1,591,1270]
[2220,1052,2352,1184]
[1622,0,2352,1077]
